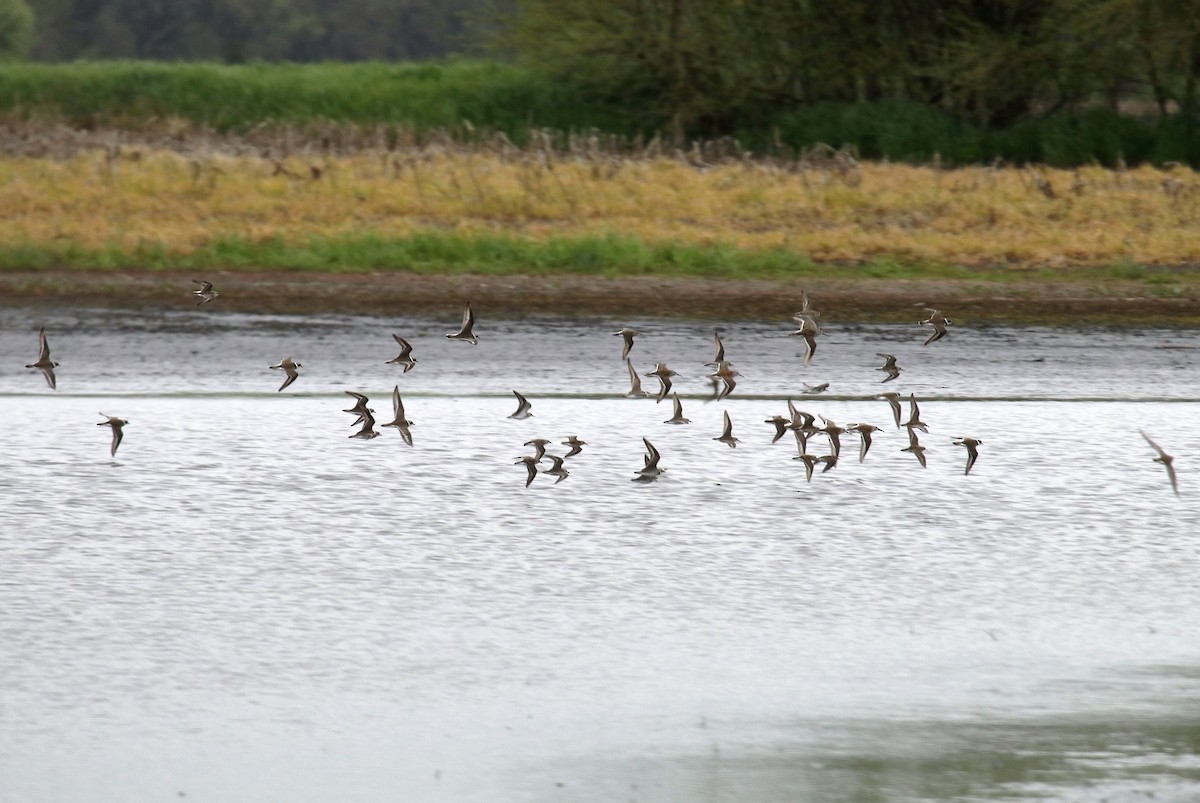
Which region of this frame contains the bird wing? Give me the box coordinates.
[37,327,50,361]
[1139,430,1169,460]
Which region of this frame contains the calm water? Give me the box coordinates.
[3,306,1200,802]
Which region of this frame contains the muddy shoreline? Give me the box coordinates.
[3,269,1199,325]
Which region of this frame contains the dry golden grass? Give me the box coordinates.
[1,137,1199,270]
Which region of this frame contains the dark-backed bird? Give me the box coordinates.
[1139,430,1178,496]
[509,390,533,420]
[25,326,58,390]
[920,308,952,346]
[97,413,128,457]
[192,280,218,306]
[952,436,982,475]
[446,302,478,344]
[385,334,418,371]
[270,357,301,392]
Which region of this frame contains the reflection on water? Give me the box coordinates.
[2,307,1200,802]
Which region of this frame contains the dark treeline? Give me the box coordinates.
[506,0,1200,135]
[21,0,499,61]
[2,0,1199,164]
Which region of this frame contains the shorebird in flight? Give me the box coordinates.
[713,410,738,448]
[97,413,128,457]
[613,327,639,360]
[765,414,791,444]
[349,408,381,439]
[343,391,374,425]
[920,308,952,345]
[803,382,829,394]
[706,329,726,366]
[385,334,418,371]
[381,385,414,446]
[877,392,903,429]
[819,417,846,458]
[632,437,665,481]
[446,302,478,344]
[25,326,58,390]
[664,392,691,424]
[192,280,218,306]
[562,436,586,458]
[876,353,902,382]
[624,359,649,398]
[543,454,570,484]
[707,360,740,400]
[789,318,820,367]
[1139,430,1179,496]
[902,427,928,467]
[270,357,301,392]
[523,438,552,461]
[515,455,539,487]
[847,422,880,462]
[645,363,678,403]
[952,436,982,475]
[904,393,929,433]
[509,390,533,419]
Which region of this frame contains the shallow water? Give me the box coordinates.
[3,306,1200,802]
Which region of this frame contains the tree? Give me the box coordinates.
[0,0,35,58]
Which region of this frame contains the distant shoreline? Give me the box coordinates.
[4,269,1198,326]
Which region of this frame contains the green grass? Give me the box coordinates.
[0,61,1196,165]
[0,231,827,277]
[0,59,626,138]
[0,229,1125,283]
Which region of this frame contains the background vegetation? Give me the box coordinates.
[3,0,1200,166]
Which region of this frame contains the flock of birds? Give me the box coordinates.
[18,280,1180,495]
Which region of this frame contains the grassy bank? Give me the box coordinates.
[0,60,625,137]
[0,61,1196,165]
[0,143,1198,278]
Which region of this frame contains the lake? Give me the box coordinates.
[2,305,1199,802]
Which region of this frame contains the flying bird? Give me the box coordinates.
[952,436,982,475]
[446,302,478,344]
[713,410,738,448]
[192,280,218,306]
[523,438,552,461]
[789,319,820,367]
[904,393,928,433]
[624,359,649,398]
[663,392,691,424]
[542,454,570,484]
[382,385,414,446]
[385,334,418,371]
[1139,430,1179,496]
[707,360,740,400]
[706,329,726,366]
[97,413,128,457]
[25,326,58,390]
[270,357,302,392]
[902,428,928,467]
[876,353,902,382]
[515,455,539,487]
[645,363,678,403]
[920,308,952,345]
[632,437,666,481]
[562,436,586,458]
[877,392,903,429]
[847,422,880,463]
[349,408,381,439]
[613,327,639,359]
[343,391,374,425]
[509,390,533,420]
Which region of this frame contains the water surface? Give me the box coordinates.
[2,307,1199,802]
